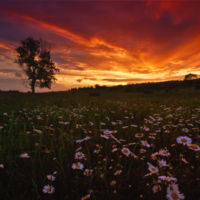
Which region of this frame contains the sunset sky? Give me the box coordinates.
[0,0,200,93]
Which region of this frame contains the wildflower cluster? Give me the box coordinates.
[1,94,200,199]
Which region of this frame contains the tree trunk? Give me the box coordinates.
[31,79,35,93]
[32,68,35,94]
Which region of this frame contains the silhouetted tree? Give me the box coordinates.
[14,37,60,93]
[95,84,101,89]
[184,73,197,80]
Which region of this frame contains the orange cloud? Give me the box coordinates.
[1,1,200,92]
[0,42,15,54]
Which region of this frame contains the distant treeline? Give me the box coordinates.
[0,90,20,93]
[71,78,200,94]
[2,78,200,94]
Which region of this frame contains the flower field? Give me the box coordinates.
[0,89,200,199]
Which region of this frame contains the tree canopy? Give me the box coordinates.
[184,73,197,81]
[14,37,60,93]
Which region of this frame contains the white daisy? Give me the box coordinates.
[75,151,85,159]
[94,149,101,154]
[100,134,109,139]
[75,147,82,151]
[141,140,150,147]
[72,162,84,170]
[96,144,102,148]
[181,158,189,164]
[89,122,94,126]
[135,133,143,138]
[167,183,185,200]
[81,194,90,200]
[132,153,138,159]
[111,148,118,152]
[159,149,170,157]
[151,152,160,160]
[43,185,55,194]
[47,175,56,181]
[158,159,170,167]
[140,149,146,153]
[149,132,156,136]
[143,126,150,131]
[148,165,159,173]
[176,136,192,145]
[83,169,93,176]
[110,180,116,186]
[182,128,189,133]
[103,130,112,135]
[131,125,138,127]
[144,172,155,177]
[187,143,200,151]
[20,153,30,158]
[76,139,84,144]
[121,147,131,156]
[147,162,153,167]
[111,130,117,134]
[114,170,122,175]
[158,176,177,182]
[152,185,161,193]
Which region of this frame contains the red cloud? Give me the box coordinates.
[0,1,200,91]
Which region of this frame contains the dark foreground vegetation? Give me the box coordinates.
[0,80,200,200]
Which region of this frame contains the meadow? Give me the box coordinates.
[0,88,200,200]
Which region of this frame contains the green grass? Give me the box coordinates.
[0,88,200,199]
